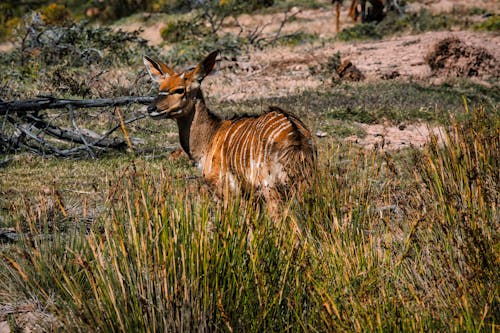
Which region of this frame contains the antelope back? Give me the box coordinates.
[203,106,317,198]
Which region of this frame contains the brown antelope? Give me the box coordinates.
[143,51,317,208]
[333,0,402,32]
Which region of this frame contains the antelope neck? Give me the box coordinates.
[175,92,221,163]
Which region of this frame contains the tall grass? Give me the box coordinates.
[1,106,498,331]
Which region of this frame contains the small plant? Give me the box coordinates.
[474,15,500,32]
[275,31,318,47]
[337,22,381,41]
[337,9,464,41]
[40,3,73,26]
[160,17,207,43]
[163,33,243,67]
[309,52,341,79]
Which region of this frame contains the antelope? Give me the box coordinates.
[332,0,402,32]
[143,51,317,208]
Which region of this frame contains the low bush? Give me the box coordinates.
[474,15,500,32]
[338,9,464,41]
[160,17,208,43]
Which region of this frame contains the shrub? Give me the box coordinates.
[474,15,500,32]
[337,22,381,41]
[0,16,22,41]
[160,17,207,43]
[2,15,157,69]
[338,10,463,41]
[163,32,243,67]
[40,3,73,26]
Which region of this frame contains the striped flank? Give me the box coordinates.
[204,107,316,199]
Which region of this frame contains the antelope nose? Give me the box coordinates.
[147,104,157,113]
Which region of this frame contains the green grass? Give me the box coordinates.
[214,80,499,126]
[0,105,498,331]
[474,15,500,32]
[337,9,468,42]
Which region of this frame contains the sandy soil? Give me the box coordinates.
[203,30,499,102]
[116,4,498,103]
[344,121,445,150]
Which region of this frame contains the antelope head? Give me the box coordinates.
[143,51,219,119]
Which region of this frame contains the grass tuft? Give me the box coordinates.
[1,105,498,331]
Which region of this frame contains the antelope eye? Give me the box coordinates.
[172,88,185,95]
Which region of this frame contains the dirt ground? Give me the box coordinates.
[204,30,499,100]
[118,2,498,151]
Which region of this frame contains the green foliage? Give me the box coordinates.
[0,14,158,98]
[245,80,499,125]
[337,22,382,41]
[40,3,73,26]
[0,2,29,40]
[474,15,500,32]
[160,17,207,43]
[0,16,21,42]
[93,0,150,21]
[338,10,464,41]
[275,31,318,47]
[1,14,156,69]
[238,0,275,12]
[163,33,243,67]
[309,52,342,78]
[467,7,489,16]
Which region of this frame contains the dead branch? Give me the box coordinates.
[0,96,154,115]
[0,95,153,157]
[233,8,301,50]
[270,9,302,47]
[19,113,127,149]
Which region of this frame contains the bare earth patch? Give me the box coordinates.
[0,302,61,333]
[205,30,499,102]
[344,122,445,150]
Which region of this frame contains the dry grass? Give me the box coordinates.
[0,105,498,332]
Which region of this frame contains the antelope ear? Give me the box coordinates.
[143,55,175,83]
[192,50,220,82]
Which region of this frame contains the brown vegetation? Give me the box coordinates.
[426,37,499,78]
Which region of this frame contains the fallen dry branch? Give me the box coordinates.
[0,95,154,158]
[0,95,154,115]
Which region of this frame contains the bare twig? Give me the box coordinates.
[21,113,127,149]
[1,95,153,157]
[0,96,154,115]
[68,105,96,158]
[234,17,272,49]
[8,116,65,155]
[271,9,302,47]
[55,113,147,156]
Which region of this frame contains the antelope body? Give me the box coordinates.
[144,51,316,204]
[333,0,402,31]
